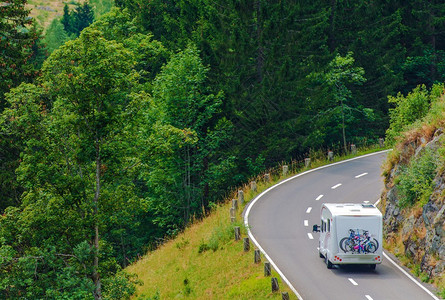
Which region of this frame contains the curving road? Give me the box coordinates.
[245,151,440,300]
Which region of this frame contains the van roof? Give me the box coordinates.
[322,203,382,216]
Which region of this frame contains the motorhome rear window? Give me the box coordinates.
[362,204,375,208]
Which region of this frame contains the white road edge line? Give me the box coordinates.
[331,183,342,189]
[355,172,368,178]
[382,252,439,299]
[304,220,308,227]
[365,295,373,300]
[372,199,440,300]
[348,278,358,286]
[316,194,324,201]
[244,150,390,300]
[306,207,312,213]
[307,233,314,240]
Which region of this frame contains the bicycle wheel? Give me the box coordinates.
[372,238,379,251]
[339,237,349,252]
[344,239,355,253]
[365,241,377,253]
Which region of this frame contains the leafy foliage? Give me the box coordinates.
[0,0,41,108]
[386,84,433,144]
[61,2,95,37]
[396,148,439,207]
[5,1,445,297]
[43,18,71,54]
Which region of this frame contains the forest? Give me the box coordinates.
[1,0,445,298]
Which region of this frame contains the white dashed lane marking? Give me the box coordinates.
[348,278,358,286]
[307,233,314,239]
[355,172,368,178]
[306,207,312,213]
[316,194,324,201]
[365,295,373,300]
[304,220,308,227]
[331,183,342,189]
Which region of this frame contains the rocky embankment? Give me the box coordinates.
[380,127,445,283]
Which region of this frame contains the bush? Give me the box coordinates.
[386,85,431,145]
[396,148,438,207]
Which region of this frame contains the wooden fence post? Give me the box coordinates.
[230,207,236,223]
[328,150,334,161]
[243,237,250,252]
[232,199,238,210]
[264,261,271,276]
[234,226,240,241]
[351,144,357,154]
[271,277,279,292]
[254,249,261,263]
[304,158,311,168]
[282,165,288,176]
[264,173,270,182]
[238,190,244,205]
[250,180,257,192]
[379,138,385,147]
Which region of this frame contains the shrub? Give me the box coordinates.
[396,148,438,207]
[386,85,431,145]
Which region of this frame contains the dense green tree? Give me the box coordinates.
[308,52,370,151]
[385,84,444,144]
[90,0,114,18]
[0,0,40,108]
[0,0,45,213]
[1,27,143,299]
[147,44,231,228]
[61,2,95,37]
[60,4,73,34]
[44,18,71,54]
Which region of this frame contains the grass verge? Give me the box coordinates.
[126,145,386,299]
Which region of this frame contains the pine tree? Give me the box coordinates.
[0,0,39,108]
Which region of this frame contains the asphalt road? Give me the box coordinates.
[245,151,441,300]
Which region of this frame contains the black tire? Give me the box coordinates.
[373,238,379,251]
[344,239,355,253]
[339,237,348,252]
[365,241,378,253]
[319,251,324,258]
[325,256,333,269]
[370,264,376,270]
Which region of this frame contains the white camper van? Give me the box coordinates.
[313,203,383,269]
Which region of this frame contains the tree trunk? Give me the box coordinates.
[93,141,102,300]
[328,0,336,52]
[202,156,209,214]
[341,98,347,153]
[255,0,263,83]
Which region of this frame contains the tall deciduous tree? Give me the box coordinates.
[308,52,369,152]
[148,44,230,227]
[1,27,142,299]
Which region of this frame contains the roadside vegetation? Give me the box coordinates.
[127,145,385,299]
[3,0,445,298]
[382,83,445,297]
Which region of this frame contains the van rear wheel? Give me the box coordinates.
[325,256,333,269]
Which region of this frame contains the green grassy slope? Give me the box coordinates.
[126,146,385,299]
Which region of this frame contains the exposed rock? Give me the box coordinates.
[381,127,445,285]
[422,201,438,226]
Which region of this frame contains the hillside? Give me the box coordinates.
[380,84,445,297]
[125,147,386,299]
[27,0,81,29]
[4,2,445,298]
[126,173,298,299]
[26,0,109,30]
